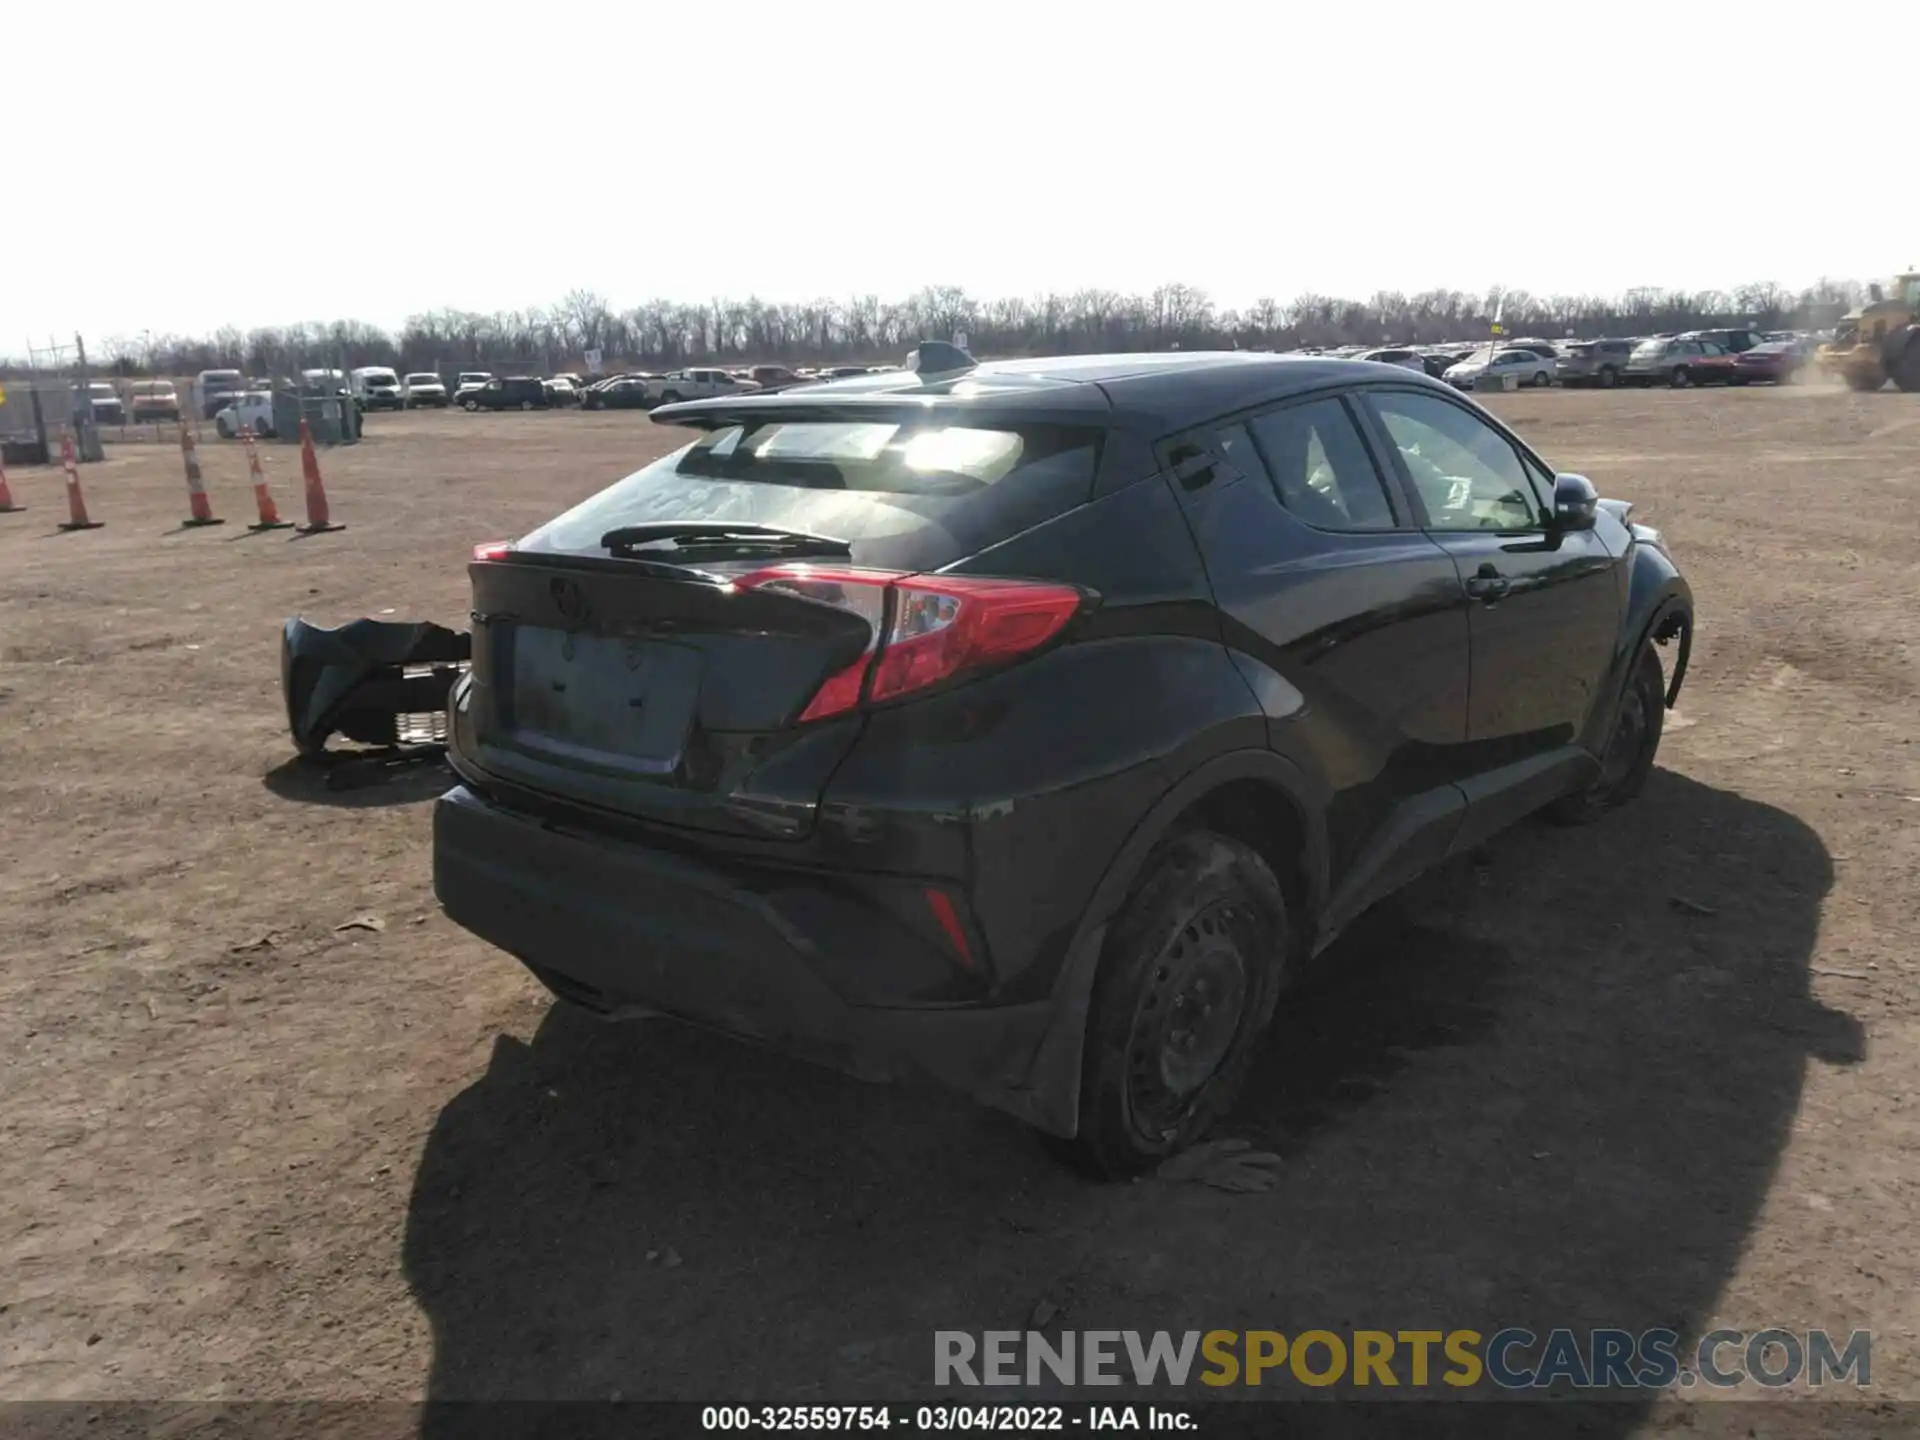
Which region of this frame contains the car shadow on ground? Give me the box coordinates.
[261,753,453,809]
[402,768,1856,1430]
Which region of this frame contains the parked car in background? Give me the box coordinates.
[582,375,655,410]
[740,364,804,391]
[129,379,180,422]
[1686,328,1763,356]
[818,365,873,380]
[73,381,125,425]
[462,376,550,411]
[1623,337,1737,387]
[544,377,581,407]
[1555,339,1635,388]
[453,372,493,405]
[645,368,752,405]
[300,368,349,397]
[403,373,449,408]
[196,368,248,419]
[1418,348,1474,379]
[435,347,1692,1176]
[213,391,276,438]
[350,367,405,411]
[1353,347,1429,373]
[1732,339,1810,385]
[1444,347,1555,389]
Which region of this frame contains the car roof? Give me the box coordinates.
[653,351,1458,436]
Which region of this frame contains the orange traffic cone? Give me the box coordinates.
[177,422,224,527]
[241,427,292,531]
[295,418,343,535]
[57,431,103,531]
[0,455,21,513]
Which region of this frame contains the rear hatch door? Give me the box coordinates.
[464,405,1105,840]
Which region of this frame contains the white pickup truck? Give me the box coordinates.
[643,367,755,405]
[403,372,448,408]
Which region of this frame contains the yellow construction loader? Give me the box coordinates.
[1818,270,1920,391]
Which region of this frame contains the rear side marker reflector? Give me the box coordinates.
[731,564,1087,722]
[923,887,975,969]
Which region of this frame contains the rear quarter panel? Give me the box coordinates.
[820,470,1265,1002]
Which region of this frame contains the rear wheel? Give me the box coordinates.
[1670,367,1692,388]
[519,399,535,411]
[1532,369,1553,388]
[1060,831,1289,1178]
[1891,334,1920,393]
[1598,366,1617,389]
[463,398,479,411]
[1546,647,1665,825]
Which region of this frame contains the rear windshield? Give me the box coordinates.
[406,374,439,384]
[520,419,1102,572]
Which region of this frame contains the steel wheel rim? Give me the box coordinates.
[1599,682,1650,791]
[1125,901,1251,1133]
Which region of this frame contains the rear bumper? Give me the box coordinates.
[432,784,1068,1129]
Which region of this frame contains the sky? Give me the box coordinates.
[12,0,1917,348]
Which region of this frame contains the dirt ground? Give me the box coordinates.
[1,388,1917,1428]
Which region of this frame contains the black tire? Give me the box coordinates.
[1597,366,1617,389]
[1844,371,1885,392]
[1669,367,1692,388]
[1545,647,1665,826]
[519,399,535,411]
[1891,334,1920,394]
[1532,369,1553,388]
[659,390,682,405]
[1059,830,1290,1178]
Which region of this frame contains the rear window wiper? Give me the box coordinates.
[599,522,853,558]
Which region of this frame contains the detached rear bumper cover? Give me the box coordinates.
[281,617,472,756]
[431,785,1067,1131]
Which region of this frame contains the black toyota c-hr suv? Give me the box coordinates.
[434,344,1693,1176]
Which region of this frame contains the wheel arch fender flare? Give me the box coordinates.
[1007,747,1328,1138]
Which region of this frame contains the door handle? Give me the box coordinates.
[1465,563,1510,602]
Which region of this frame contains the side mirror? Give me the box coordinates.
[1552,472,1599,530]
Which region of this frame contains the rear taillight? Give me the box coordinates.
[471,541,513,562]
[732,564,1087,723]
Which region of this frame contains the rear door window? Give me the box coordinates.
[520,418,1103,572]
[1246,397,1398,531]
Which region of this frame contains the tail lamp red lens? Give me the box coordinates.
[471,541,513,562]
[732,564,1085,723]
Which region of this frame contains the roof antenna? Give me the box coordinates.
[906,339,976,378]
